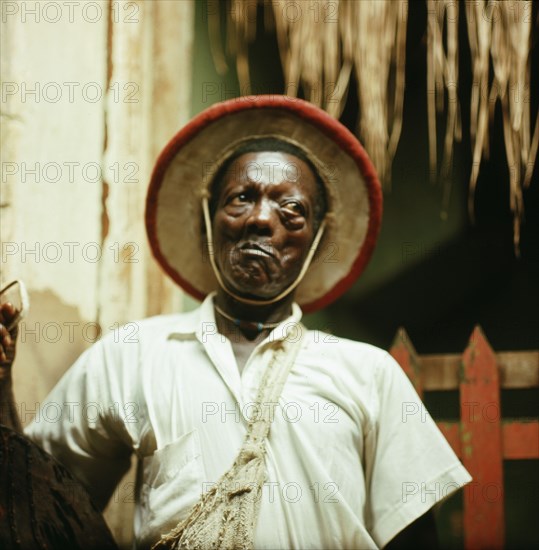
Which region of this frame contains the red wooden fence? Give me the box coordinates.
[390,325,539,550]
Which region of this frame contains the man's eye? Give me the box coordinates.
[282,201,305,216]
[229,193,248,205]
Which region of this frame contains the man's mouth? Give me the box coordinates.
[238,241,276,258]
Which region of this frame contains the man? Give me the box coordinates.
[1,96,471,548]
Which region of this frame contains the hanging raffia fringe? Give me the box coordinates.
[466,0,492,217]
[351,0,408,186]
[465,0,535,256]
[426,0,461,218]
[209,0,408,187]
[209,0,537,253]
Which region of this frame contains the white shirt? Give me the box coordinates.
[26,293,471,549]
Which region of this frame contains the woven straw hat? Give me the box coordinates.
[145,95,382,313]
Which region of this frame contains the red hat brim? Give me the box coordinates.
[146,95,382,313]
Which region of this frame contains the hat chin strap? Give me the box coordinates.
[202,197,326,306]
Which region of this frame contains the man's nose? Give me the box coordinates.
[246,198,274,234]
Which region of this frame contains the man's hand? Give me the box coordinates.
[0,302,19,375]
[0,302,22,432]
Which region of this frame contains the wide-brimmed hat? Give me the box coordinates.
[145,95,382,313]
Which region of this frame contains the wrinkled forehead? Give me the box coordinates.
[224,150,317,185]
[206,132,325,178]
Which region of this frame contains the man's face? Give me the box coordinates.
[211,151,319,299]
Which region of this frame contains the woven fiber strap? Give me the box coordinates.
[152,323,306,550]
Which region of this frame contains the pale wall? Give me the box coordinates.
[1,1,194,546]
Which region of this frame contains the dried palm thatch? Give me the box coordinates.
[274,0,408,185]
[465,0,535,256]
[427,0,461,218]
[209,0,408,187]
[208,0,537,253]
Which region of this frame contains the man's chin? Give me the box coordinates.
[227,282,279,300]
[223,273,289,301]
[219,260,299,300]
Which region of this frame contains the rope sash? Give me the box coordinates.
[152,323,306,550]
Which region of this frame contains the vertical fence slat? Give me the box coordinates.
[390,327,423,397]
[460,326,505,549]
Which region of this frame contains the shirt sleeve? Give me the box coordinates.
[363,351,472,548]
[24,338,135,510]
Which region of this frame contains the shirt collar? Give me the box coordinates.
[167,292,304,343]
